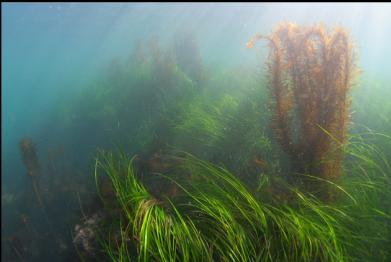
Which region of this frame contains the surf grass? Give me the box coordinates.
[95,151,211,261]
[95,135,391,261]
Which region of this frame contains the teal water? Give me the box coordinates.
[2,3,391,261]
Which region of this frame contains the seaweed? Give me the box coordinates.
[94,138,391,261]
[19,137,44,208]
[248,23,360,202]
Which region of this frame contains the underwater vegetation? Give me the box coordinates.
[4,20,391,261]
[248,23,359,202]
[19,137,44,208]
[81,23,391,262]
[94,135,391,261]
[173,31,206,85]
[3,139,95,261]
[19,138,41,178]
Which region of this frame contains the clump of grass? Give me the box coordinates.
[170,153,352,261]
[94,150,211,261]
[338,132,391,260]
[94,134,391,261]
[171,94,238,151]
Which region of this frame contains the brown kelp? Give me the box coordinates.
[19,137,44,208]
[248,23,359,201]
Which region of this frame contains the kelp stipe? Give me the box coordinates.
[19,137,44,208]
[248,23,359,202]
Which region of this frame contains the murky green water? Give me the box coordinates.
[2,3,391,261]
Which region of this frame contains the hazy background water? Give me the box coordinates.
[2,2,391,260]
[3,3,391,186]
